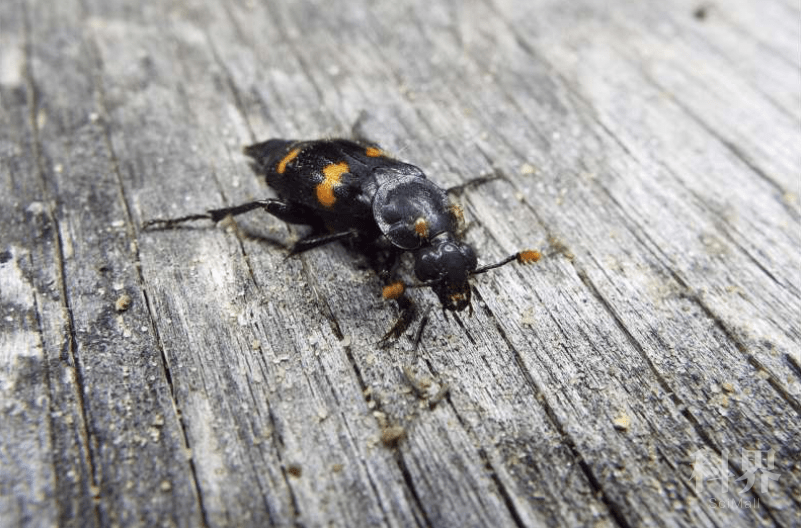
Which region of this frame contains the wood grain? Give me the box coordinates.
[1,0,799,526]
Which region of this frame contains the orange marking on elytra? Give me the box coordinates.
[316,161,349,207]
[277,148,300,174]
[365,146,383,157]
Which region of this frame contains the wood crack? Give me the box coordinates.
[572,266,790,522]
[20,2,103,525]
[84,32,214,528]
[633,57,798,215]
[341,345,431,528]
[470,287,632,528]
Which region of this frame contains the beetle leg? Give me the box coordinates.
[350,110,378,145]
[379,294,417,347]
[288,229,359,255]
[261,200,321,225]
[446,170,505,195]
[143,199,318,229]
[412,308,431,352]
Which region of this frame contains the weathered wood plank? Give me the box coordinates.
[2,0,208,526]
[1,0,799,527]
[1,2,94,526]
[93,0,609,525]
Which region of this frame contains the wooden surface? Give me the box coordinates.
[1,0,799,526]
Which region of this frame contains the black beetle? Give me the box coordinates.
[144,138,539,342]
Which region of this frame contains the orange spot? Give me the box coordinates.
[518,250,541,264]
[414,217,429,238]
[450,292,467,304]
[448,204,464,225]
[277,148,300,174]
[382,281,405,300]
[365,146,383,157]
[316,161,349,207]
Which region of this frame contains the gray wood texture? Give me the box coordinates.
[1,0,799,526]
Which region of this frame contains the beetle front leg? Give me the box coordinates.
[378,288,417,347]
[288,229,358,255]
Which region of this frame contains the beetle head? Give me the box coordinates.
[414,234,478,311]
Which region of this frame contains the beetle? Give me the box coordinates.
[144,138,539,343]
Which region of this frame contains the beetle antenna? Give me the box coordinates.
[472,249,540,275]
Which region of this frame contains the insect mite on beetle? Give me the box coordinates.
[144,138,540,344]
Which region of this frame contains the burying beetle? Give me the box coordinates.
[144,138,540,344]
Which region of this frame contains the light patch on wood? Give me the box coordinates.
[0,247,34,308]
[316,161,349,207]
[0,46,24,86]
[276,148,300,174]
[613,414,631,431]
[115,294,132,312]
